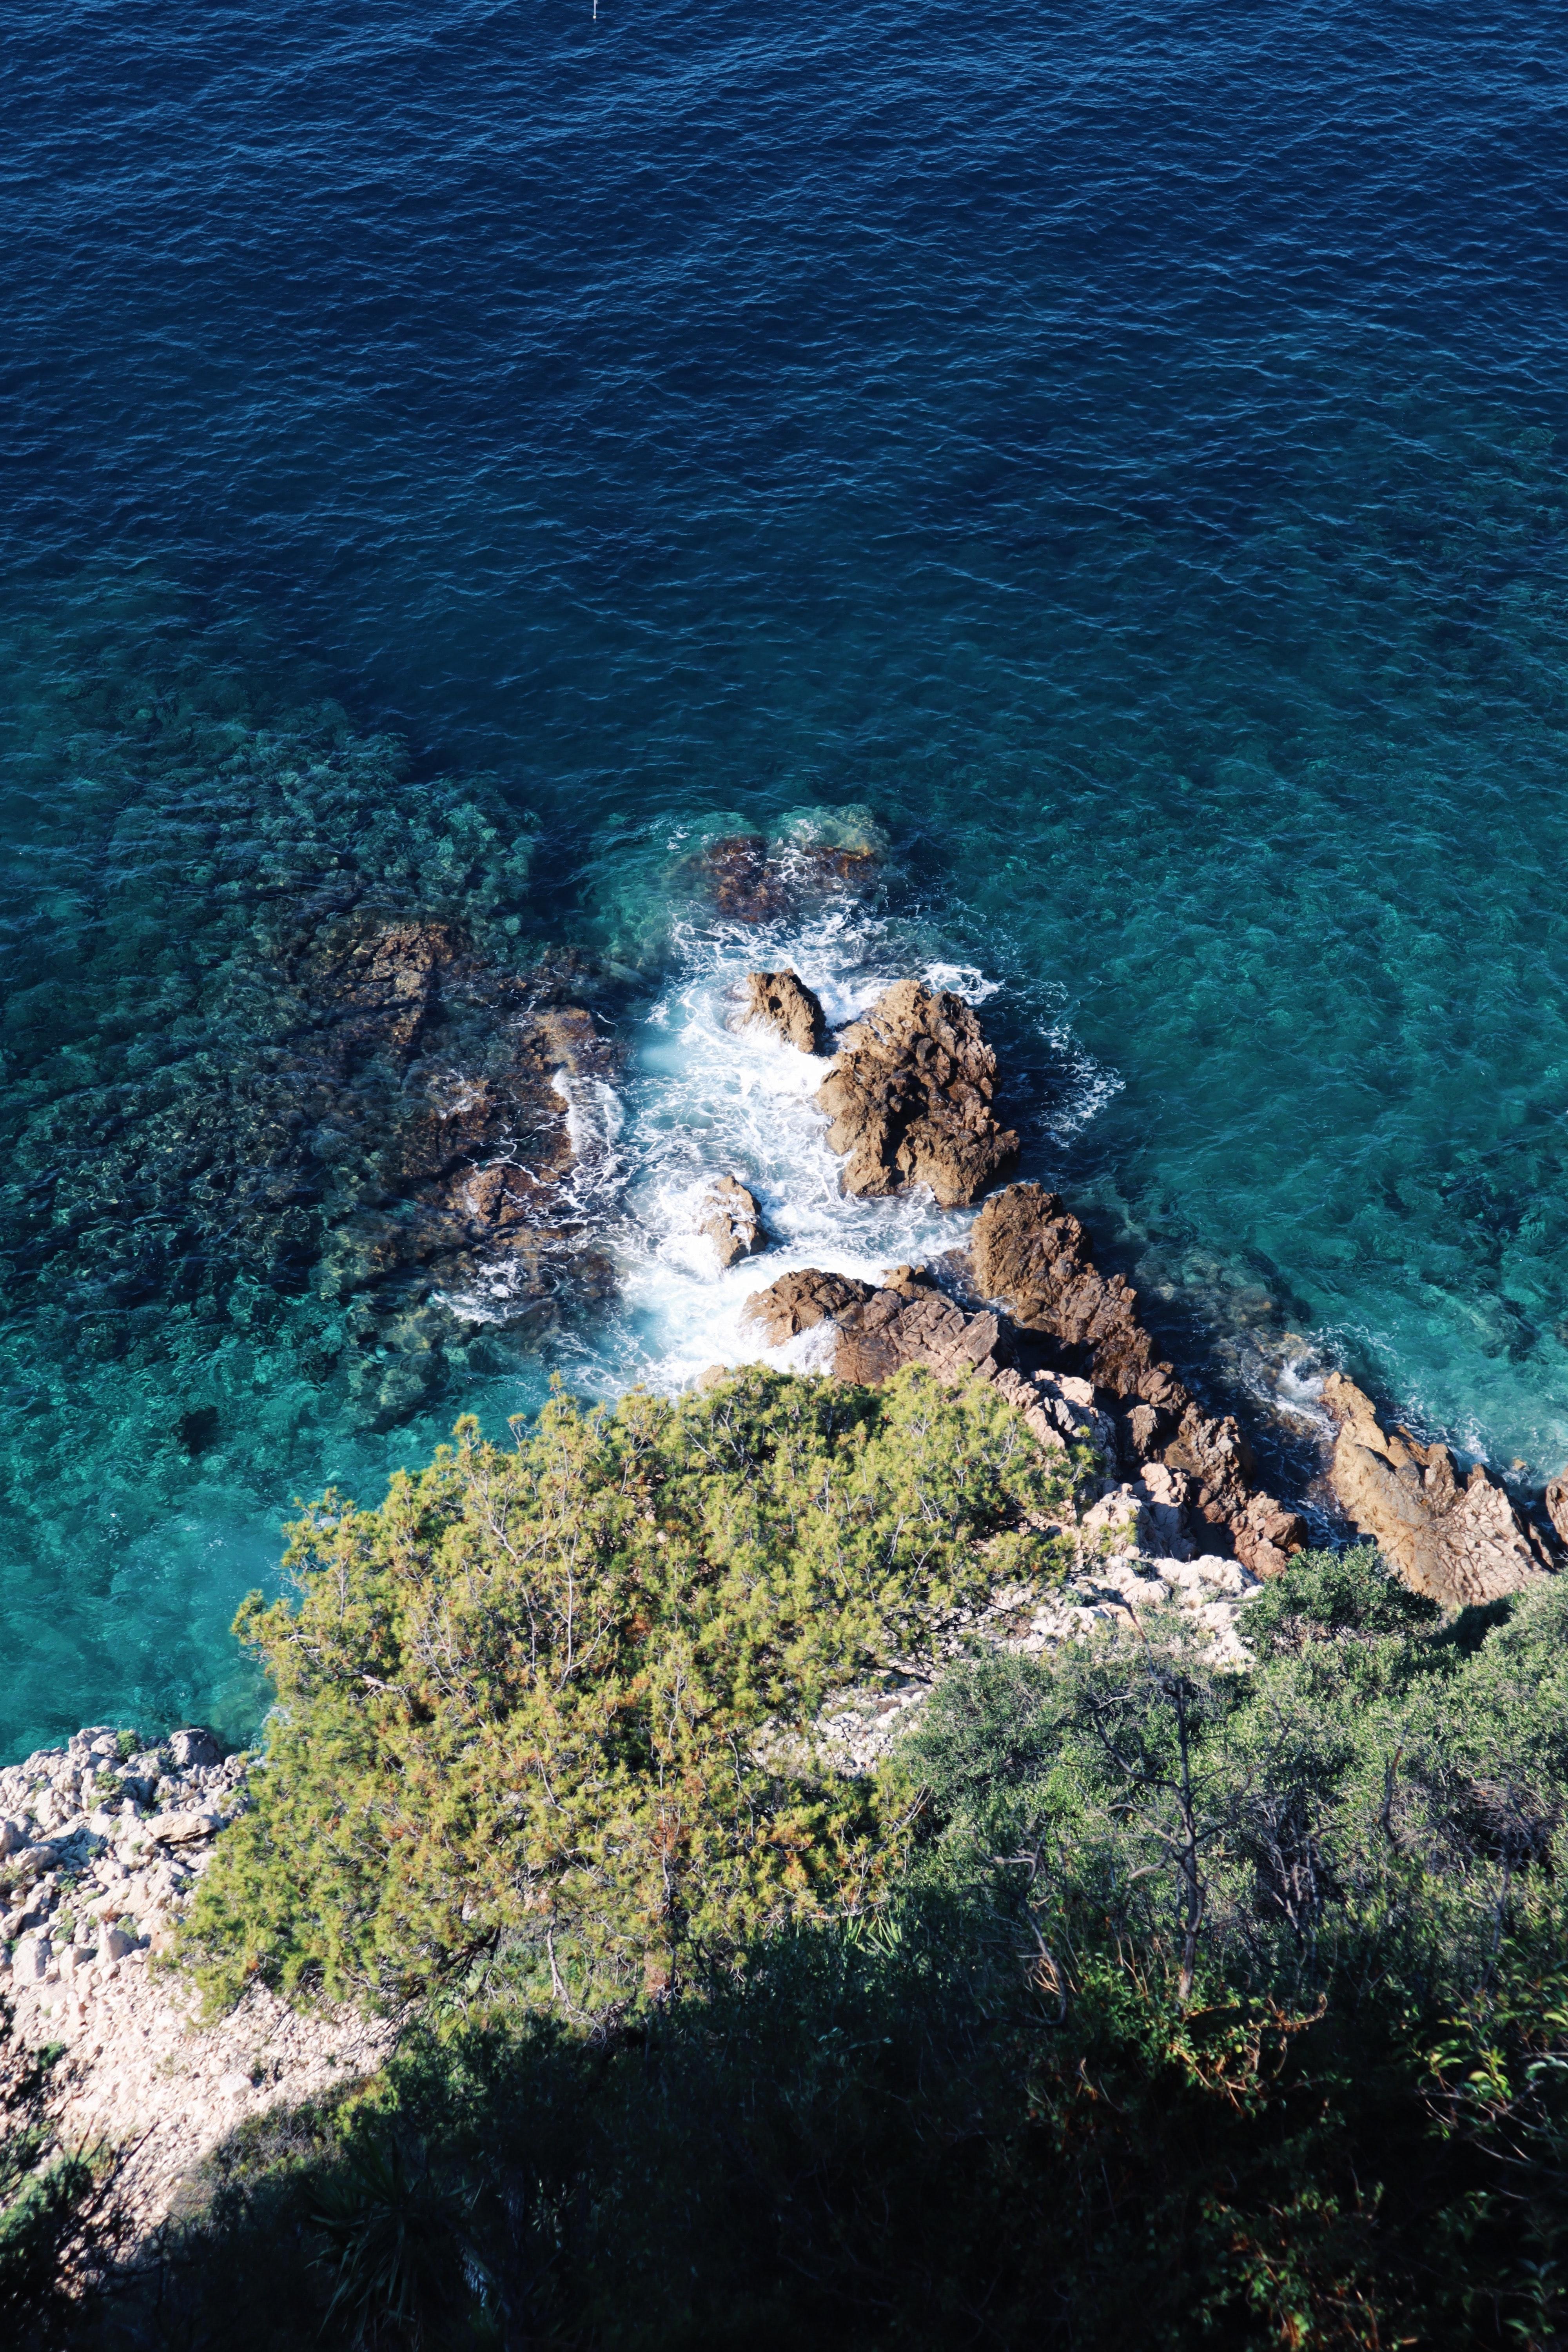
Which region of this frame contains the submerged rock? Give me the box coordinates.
[2,661,623,1444]
[702,1175,765,1269]
[700,835,795,922]
[696,811,887,927]
[814,979,1018,1208]
[739,969,826,1055]
[1322,1374,1553,1606]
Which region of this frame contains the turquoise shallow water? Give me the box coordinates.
[3,0,1567,1756]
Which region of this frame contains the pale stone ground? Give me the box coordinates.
[804,1468,1262,1777]
[0,1725,394,2234]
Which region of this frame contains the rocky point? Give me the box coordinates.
[1321,1374,1554,1606]
[741,1180,1308,1580]
[814,978,1018,1208]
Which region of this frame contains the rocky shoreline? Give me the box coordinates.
[6,958,1565,2244]
[740,964,1566,1611]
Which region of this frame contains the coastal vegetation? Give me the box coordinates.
[11,1371,1568,2346]
[185,1367,1078,2016]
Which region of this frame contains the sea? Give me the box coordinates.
[2,0,1566,1758]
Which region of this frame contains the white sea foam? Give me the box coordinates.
[922,960,1001,1004]
[445,898,1120,1397]
[1038,1017,1124,1145]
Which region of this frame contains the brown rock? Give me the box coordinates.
[702,1175,765,1269]
[740,1268,875,1347]
[814,979,1017,1209]
[835,1281,1005,1388]
[739,1265,1007,1390]
[968,1184,1306,1576]
[739,970,826,1055]
[1235,1494,1313,1583]
[970,1183,1187,1411]
[1322,1373,1550,1606]
[1546,1473,1568,1551]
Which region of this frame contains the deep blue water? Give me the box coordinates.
[3,0,1567,1757]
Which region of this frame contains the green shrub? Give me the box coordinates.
[905,1543,1568,2014]
[185,1366,1077,2016]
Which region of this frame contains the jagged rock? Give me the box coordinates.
[741,1232,1304,1577]
[740,1268,875,1346]
[741,1264,1007,1390]
[969,1183,1186,1411]
[1233,1492,1314,1581]
[968,1186,1307,1577]
[993,1366,1116,1459]
[839,1283,1005,1389]
[739,970,826,1054]
[1078,1485,1145,1555]
[1546,1472,1568,1551]
[168,1729,221,1772]
[1127,1403,1172,1457]
[1322,1374,1552,1607]
[702,1175,765,1269]
[814,980,1018,1209]
[1080,1465,1198,1564]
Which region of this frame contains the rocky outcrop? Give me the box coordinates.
[739,969,826,1054]
[814,980,1018,1209]
[698,831,881,923]
[1547,1472,1568,1552]
[0,1724,391,2234]
[1322,1375,1553,1606]
[702,1175,765,1269]
[739,1228,1303,1581]
[968,1185,1307,1579]
[970,1183,1186,1410]
[741,1267,876,1344]
[741,1263,1005,1389]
